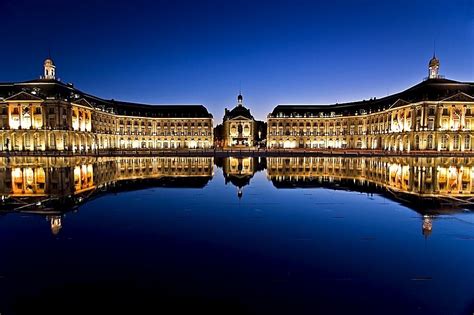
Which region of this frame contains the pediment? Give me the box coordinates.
[389,99,409,109]
[229,115,253,121]
[441,92,474,102]
[5,91,43,101]
[72,98,93,108]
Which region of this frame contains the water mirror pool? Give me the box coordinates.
[1,156,474,314]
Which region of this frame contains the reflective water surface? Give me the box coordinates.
[1,156,474,314]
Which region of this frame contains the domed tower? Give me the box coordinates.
[428,54,440,79]
[43,57,56,80]
[237,93,243,106]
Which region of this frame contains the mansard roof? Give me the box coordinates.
[0,79,213,118]
[111,101,212,118]
[224,105,254,120]
[270,78,474,117]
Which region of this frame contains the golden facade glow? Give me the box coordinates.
[267,101,474,151]
[266,156,474,197]
[0,156,214,197]
[2,156,472,236]
[0,98,213,152]
[222,94,257,147]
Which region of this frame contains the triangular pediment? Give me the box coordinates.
[229,115,253,121]
[72,98,93,108]
[441,92,474,102]
[5,91,43,101]
[389,99,409,109]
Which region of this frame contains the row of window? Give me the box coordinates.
[271,106,471,119]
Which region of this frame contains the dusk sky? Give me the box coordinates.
[0,0,472,121]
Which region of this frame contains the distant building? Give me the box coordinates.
[267,56,474,151]
[0,58,214,152]
[222,93,258,147]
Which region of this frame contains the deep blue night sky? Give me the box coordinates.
[0,0,472,121]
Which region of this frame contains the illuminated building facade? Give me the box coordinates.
[0,59,214,152]
[222,94,258,147]
[267,57,474,151]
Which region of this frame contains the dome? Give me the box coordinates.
[225,104,254,120]
[44,58,54,66]
[429,56,439,67]
[238,94,243,102]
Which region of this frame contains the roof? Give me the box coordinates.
[0,79,213,118]
[224,105,254,120]
[270,78,474,117]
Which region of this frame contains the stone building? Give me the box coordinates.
[267,56,474,151]
[0,58,214,153]
[222,94,258,147]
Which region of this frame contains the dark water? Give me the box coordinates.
[1,156,474,314]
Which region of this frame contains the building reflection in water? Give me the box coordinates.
[1,156,473,236]
[267,156,474,238]
[217,157,265,199]
[0,156,214,234]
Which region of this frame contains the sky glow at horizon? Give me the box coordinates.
[0,0,472,121]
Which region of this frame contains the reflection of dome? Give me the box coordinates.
[422,215,432,238]
[50,216,62,235]
[238,187,243,199]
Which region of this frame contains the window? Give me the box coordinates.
[428,118,434,130]
[427,134,433,149]
[441,135,448,150]
[465,135,471,150]
[454,135,460,150]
